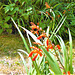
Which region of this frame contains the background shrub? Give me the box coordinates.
[0,0,75,38]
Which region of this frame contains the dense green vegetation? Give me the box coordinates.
[0,0,75,38]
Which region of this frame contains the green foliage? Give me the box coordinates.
[0,0,75,38]
[0,2,12,34]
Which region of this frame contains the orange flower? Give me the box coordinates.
[67,71,70,75]
[68,9,70,11]
[30,25,37,30]
[46,49,49,51]
[30,22,36,26]
[46,45,53,51]
[46,39,49,46]
[37,36,42,40]
[63,10,66,14]
[52,17,54,21]
[30,46,42,51]
[29,50,42,57]
[57,15,60,18]
[63,72,66,74]
[37,33,46,40]
[32,54,38,61]
[46,11,50,15]
[29,50,38,57]
[63,71,70,75]
[37,22,39,25]
[45,2,50,9]
[56,45,60,49]
[47,45,53,49]
[29,49,42,61]
[45,61,48,63]
[33,42,41,46]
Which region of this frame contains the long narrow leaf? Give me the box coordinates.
[11,17,30,53]
[68,29,73,73]
[55,16,67,34]
[55,35,68,71]
[50,15,65,39]
[41,46,62,74]
[27,33,32,47]
[18,52,28,74]
[18,49,33,74]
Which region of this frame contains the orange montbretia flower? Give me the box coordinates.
[63,71,70,75]
[47,45,53,49]
[67,71,70,75]
[46,39,49,46]
[56,45,60,50]
[33,42,42,46]
[68,9,70,11]
[45,2,50,9]
[57,15,61,18]
[56,45,61,52]
[46,39,49,51]
[46,45,53,51]
[30,46,42,51]
[30,22,36,26]
[30,25,39,30]
[46,11,50,16]
[37,22,39,25]
[29,50,42,61]
[63,72,66,74]
[37,33,46,40]
[29,50,42,57]
[30,22,42,33]
[63,10,66,14]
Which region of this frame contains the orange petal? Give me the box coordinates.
[30,46,42,51]
[67,71,70,75]
[46,11,50,15]
[63,72,66,74]
[37,51,42,56]
[37,36,42,40]
[46,39,49,46]
[32,54,38,61]
[56,45,60,50]
[30,22,36,26]
[30,26,37,30]
[57,15,60,18]
[29,51,33,57]
[33,42,41,46]
[46,48,49,52]
[45,2,50,9]
[37,22,39,25]
[63,10,66,14]
[47,45,53,49]
[68,9,70,11]
[29,50,38,57]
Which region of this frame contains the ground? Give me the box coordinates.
[0,33,75,74]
